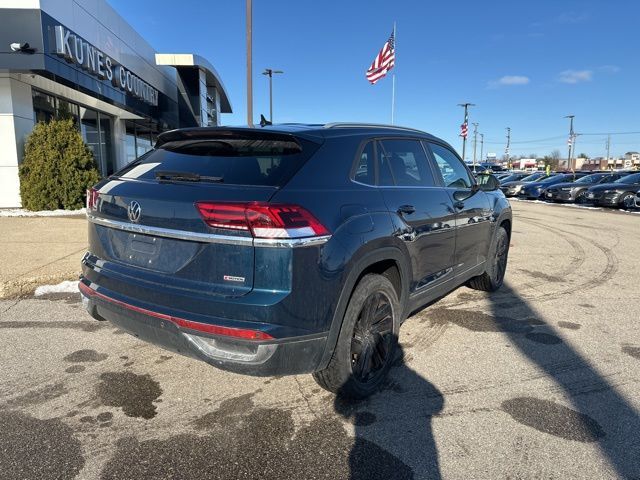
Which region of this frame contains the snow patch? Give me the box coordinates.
[0,208,86,217]
[34,280,79,297]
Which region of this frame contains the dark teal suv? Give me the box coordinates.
[80,123,512,398]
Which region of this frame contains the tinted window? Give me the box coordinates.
[117,136,318,186]
[378,139,436,187]
[575,174,602,184]
[353,141,375,185]
[521,172,545,182]
[615,172,640,184]
[427,143,473,188]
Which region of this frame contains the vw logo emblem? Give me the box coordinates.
[127,200,142,223]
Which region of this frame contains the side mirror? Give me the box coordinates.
[476,174,500,192]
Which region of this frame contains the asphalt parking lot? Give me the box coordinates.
[1,200,639,480]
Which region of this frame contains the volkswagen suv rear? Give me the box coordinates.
[80,124,512,398]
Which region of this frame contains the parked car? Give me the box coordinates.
[518,173,589,199]
[543,172,631,203]
[585,172,640,208]
[497,172,531,184]
[500,172,549,197]
[635,189,640,208]
[481,163,507,172]
[79,123,512,399]
[467,164,487,174]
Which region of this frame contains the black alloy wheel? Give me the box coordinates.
[621,193,635,209]
[350,292,394,383]
[467,225,510,292]
[492,229,509,287]
[312,274,400,399]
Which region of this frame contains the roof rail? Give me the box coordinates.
[323,122,426,134]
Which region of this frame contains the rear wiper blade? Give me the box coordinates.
[155,171,224,183]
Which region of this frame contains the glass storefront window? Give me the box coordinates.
[125,121,159,165]
[56,99,80,126]
[80,107,101,171]
[99,115,114,175]
[33,91,56,123]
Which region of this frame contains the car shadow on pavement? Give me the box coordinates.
[488,283,640,478]
[334,345,444,480]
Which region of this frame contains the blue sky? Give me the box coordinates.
[110,0,640,159]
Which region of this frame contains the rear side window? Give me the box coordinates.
[378,139,436,187]
[117,136,319,186]
[354,141,375,185]
[427,142,473,189]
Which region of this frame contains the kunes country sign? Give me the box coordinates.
[54,25,158,107]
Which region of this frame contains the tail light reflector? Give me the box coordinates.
[195,202,329,239]
[86,187,99,211]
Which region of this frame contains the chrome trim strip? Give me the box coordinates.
[254,235,332,248]
[87,215,331,248]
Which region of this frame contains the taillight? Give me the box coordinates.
[86,187,99,211]
[195,202,329,239]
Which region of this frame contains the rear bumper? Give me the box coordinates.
[80,278,327,376]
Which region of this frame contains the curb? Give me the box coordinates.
[0,271,80,299]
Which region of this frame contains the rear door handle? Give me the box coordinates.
[453,200,465,210]
[397,204,416,215]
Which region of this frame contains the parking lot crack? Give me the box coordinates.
[0,299,21,317]
[294,376,320,420]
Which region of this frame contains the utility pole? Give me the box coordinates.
[480,133,484,164]
[246,0,253,127]
[457,103,475,161]
[505,127,511,169]
[472,122,479,166]
[262,68,284,123]
[606,134,611,168]
[564,115,575,170]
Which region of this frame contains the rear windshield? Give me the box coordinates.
[116,136,319,187]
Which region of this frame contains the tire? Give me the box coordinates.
[467,226,509,292]
[313,274,400,399]
[575,190,587,204]
[620,193,635,209]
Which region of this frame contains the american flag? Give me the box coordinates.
[366,30,395,85]
[460,123,468,138]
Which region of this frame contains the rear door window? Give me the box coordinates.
[377,139,436,187]
[117,136,319,187]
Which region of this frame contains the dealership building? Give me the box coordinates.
[0,0,232,208]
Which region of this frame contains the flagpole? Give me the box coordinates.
[391,74,395,125]
[391,22,396,125]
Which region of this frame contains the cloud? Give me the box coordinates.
[488,75,530,88]
[555,12,590,24]
[599,65,620,74]
[558,70,593,84]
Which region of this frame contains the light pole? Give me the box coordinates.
[565,115,575,170]
[262,68,283,123]
[472,122,479,166]
[457,103,475,161]
[246,0,253,126]
[505,127,511,168]
[480,133,484,164]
